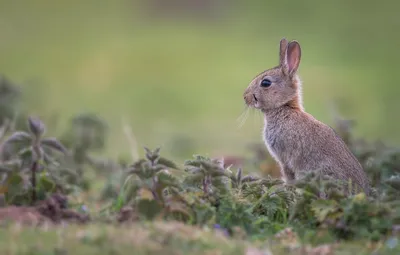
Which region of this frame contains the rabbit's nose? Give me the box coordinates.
[243,92,251,105]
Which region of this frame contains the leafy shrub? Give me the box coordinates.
[109,114,400,243]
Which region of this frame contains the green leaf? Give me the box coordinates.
[28,116,45,137]
[185,166,205,176]
[211,176,232,195]
[385,176,400,190]
[114,192,125,211]
[4,173,26,204]
[41,137,68,154]
[163,200,193,223]
[151,164,167,174]
[236,168,242,184]
[43,152,58,165]
[2,131,31,145]
[144,147,160,161]
[310,199,340,222]
[241,175,260,183]
[156,170,180,188]
[38,174,56,192]
[183,173,204,187]
[0,165,12,174]
[157,157,180,170]
[121,175,142,204]
[7,173,23,186]
[18,147,33,161]
[136,199,162,220]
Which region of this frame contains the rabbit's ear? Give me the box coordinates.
[279,38,288,66]
[284,41,301,76]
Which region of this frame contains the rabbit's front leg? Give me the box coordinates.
[281,165,295,184]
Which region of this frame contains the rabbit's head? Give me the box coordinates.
[243,38,303,111]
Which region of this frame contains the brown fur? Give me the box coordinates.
[243,38,370,194]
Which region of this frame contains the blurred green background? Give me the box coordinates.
[1,0,399,160]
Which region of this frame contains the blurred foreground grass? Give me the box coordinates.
[0,222,248,255]
[1,1,400,161]
[0,222,398,255]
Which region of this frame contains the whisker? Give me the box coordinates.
[249,108,262,127]
[256,110,263,125]
[236,106,250,129]
[236,106,247,122]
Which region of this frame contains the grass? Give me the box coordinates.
[0,222,398,255]
[0,222,248,255]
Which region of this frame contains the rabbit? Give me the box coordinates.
[243,38,370,195]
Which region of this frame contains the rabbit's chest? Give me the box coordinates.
[263,124,299,165]
[263,126,282,159]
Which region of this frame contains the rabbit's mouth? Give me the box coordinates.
[253,94,261,109]
[253,94,258,102]
[243,90,261,109]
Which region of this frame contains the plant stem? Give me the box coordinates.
[31,160,38,205]
[151,176,160,201]
[203,176,208,194]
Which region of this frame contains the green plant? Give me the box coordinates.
[58,113,110,190]
[106,147,190,221]
[0,116,67,205]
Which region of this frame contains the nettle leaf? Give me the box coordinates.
[2,131,31,145]
[120,176,142,204]
[38,173,56,192]
[209,167,232,179]
[311,199,341,222]
[236,168,242,185]
[28,116,45,137]
[385,175,400,191]
[4,173,26,204]
[151,164,167,174]
[183,159,199,167]
[41,137,68,154]
[211,176,232,195]
[156,170,180,188]
[144,147,160,162]
[136,199,162,220]
[43,152,58,165]
[157,157,180,170]
[185,166,204,175]
[129,159,146,169]
[250,185,294,220]
[7,173,23,186]
[192,200,215,225]
[137,187,155,200]
[184,155,211,167]
[199,160,222,172]
[183,173,204,187]
[259,178,285,188]
[153,147,161,155]
[18,147,32,160]
[241,175,260,183]
[163,200,193,223]
[0,165,13,174]
[0,185,7,194]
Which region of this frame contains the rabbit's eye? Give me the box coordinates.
[261,79,272,87]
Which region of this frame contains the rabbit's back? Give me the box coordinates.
[264,106,370,193]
